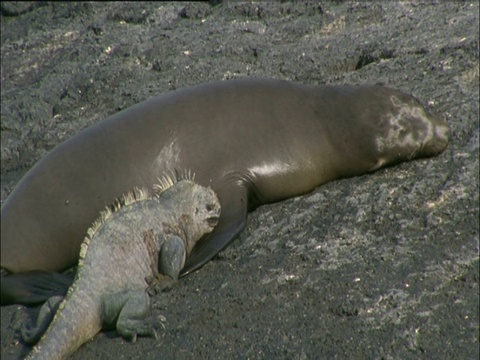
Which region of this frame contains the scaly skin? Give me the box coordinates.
[24,173,220,360]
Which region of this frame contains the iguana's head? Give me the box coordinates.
[155,175,221,255]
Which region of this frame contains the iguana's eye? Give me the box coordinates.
[206,204,214,212]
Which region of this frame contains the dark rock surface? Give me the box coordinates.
[1,2,478,359]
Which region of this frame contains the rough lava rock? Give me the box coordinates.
[1,2,478,359]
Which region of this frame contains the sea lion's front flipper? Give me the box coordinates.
[1,271,74,306]
[180,184,248,276]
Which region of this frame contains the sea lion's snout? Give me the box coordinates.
[423,111,450,156]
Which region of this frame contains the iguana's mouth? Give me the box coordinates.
[207,216,220,227]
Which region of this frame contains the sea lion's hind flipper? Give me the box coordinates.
[180,184,248,276]
[1,271,74,306]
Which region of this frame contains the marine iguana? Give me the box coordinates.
[22,171,220,360]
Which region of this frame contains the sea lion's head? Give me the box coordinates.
[371,90,449,170]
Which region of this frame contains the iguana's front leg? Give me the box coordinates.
[147,235,186,296]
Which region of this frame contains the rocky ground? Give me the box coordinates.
[1,1,478,359]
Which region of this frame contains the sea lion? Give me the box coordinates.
[1,79,449,305]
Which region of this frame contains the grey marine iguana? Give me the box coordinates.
[22,171,221,360]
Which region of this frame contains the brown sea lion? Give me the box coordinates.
[0,78,449,305]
